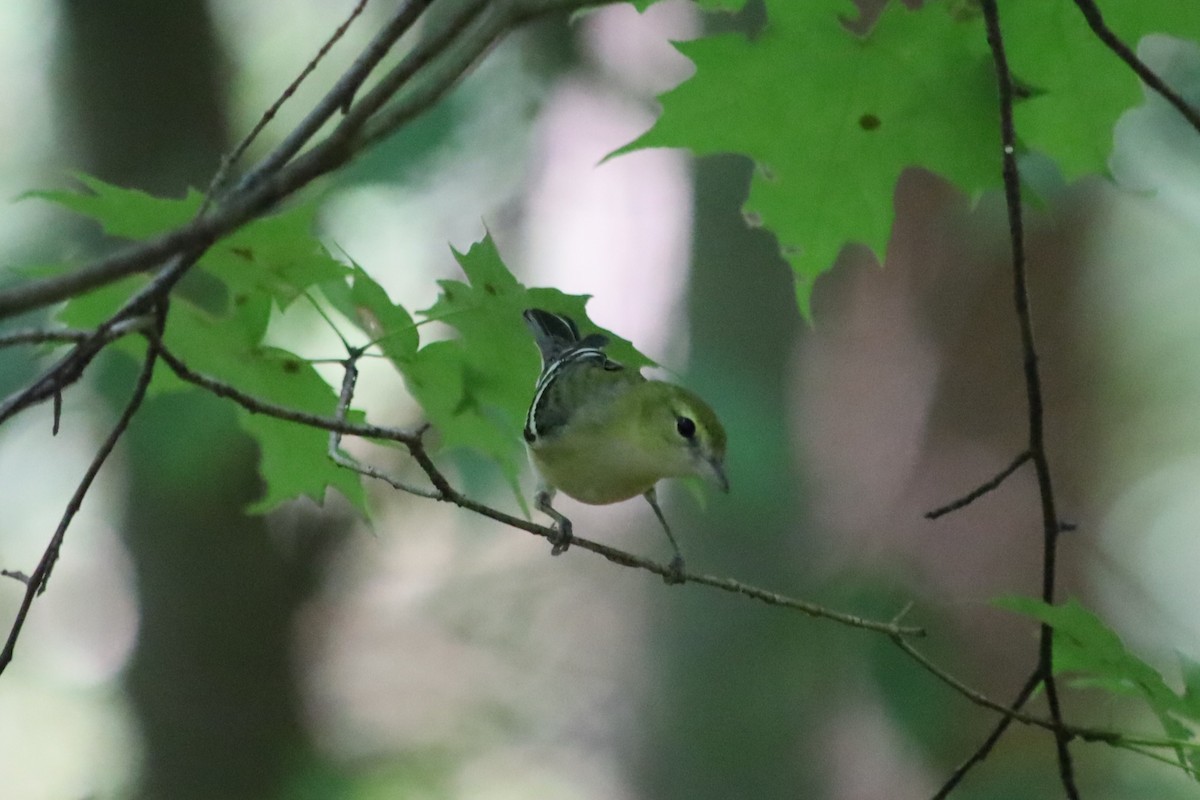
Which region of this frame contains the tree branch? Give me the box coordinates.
[204,0,371,208]
[972,1,1080,796]
[890,636,1119,745]
[1070,0,1200,136]
[231,0,435,197]
[0,0,596,322]
[0,313,162,675]
[0,316,155,427]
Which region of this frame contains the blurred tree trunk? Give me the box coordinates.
[54,2,330,798]
[627,0,827,793]
[631,153,822,796]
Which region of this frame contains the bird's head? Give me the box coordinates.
[639,382,728,492]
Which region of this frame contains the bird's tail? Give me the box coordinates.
[523,308,607,365]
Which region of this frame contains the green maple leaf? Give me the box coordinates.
[621,0,1000,317]
[998,595,1200,770]
[201,203,351,311]
[164,299,369,514]
[27,173,204,239]
[1004,0,1200,180]
[346,267,420,367]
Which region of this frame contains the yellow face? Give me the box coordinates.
[643,384,728,493]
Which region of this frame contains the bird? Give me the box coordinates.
[522,308,728,583]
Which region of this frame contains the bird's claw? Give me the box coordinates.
[549,519,573,556]
[663,555,686,585]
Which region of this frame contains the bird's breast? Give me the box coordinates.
[529,432,663,505]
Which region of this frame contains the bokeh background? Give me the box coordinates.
[2,1,1200,798]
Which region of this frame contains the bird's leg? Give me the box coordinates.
[535,487,573,555]
[644,488,685,585]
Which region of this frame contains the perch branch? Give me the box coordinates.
[154,341,925,639]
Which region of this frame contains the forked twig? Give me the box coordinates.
[0,315,162,673]
[941,1,1080,796]
[327,349,440,498]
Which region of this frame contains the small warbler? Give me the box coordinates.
[522,308,728,583]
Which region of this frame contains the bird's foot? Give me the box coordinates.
[663,555,686,585]
[549,519,573,556]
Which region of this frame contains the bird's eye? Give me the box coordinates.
[676,416,696,439]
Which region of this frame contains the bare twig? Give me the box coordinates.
[0,338,113,427]
[0,317,155,427]
[1070,0,1200,136]
[356,0,493,146]
[926,450,1031,519]
[0,317,161,675]
[0,328,90,348]
[891,636,1121,746]
[0,318,150,351]
[154,342,419,442]
[203,0,371,208]
[233,0,436,196]
[931,670,1042,799]
[976,1,1079,796]
[328,350,440,498]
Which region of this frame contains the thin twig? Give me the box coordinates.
[0,317,156,427]
[444,478,926,637]
[0,320,161,675]
[980,1,1079,796]
[1070,0,1200,136]
[155,342,422,444]
[356,0,494,146]
[233,0,435,196]
[926,450,1031,519]
[203,0,371,209]
[891,636,1119,745]
[0,337,114,427]
[931,670,1042,798]
[0,328,90,348]
[328,350,440,498]
[0,317,151,351]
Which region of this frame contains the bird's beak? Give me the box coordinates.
[705,457,729,493]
